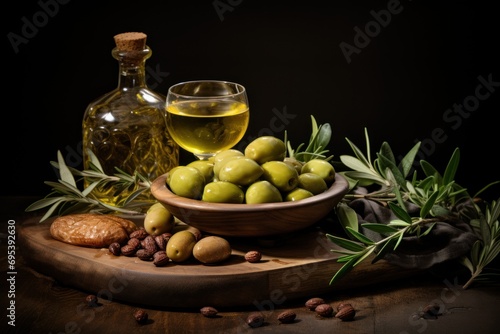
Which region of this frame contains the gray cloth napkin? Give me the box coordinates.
[347,188,478,269]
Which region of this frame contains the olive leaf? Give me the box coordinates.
[361,223,399,234]
[398,141,421,178]
[326,234,365,252]
[335,202,359,237]
[57,150,76,188]
[286,115,334,162]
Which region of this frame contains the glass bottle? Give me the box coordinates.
[82,32,179,207]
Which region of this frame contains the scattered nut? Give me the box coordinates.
[85,294,98,307]
[315,303,334,317]
[245,250,262,263]
[161,232,173,239]
[133,309,148,324]
[336,302,352,312]
[335,304,356,321]
[127,237,141,250]
[305,297,325,310]
[108,242,121,256]
[104,229,173,268]
[154,235,167,250]
[277,310,296,324]
[136,249,154,261]
[200,306,218,318]
[422,303,441,319]
[141,235,158,254]
[246,312,265,328]
[129,229,149,240]
[189,228,203,241]
[153,251,170,267]
[121,244,137,257]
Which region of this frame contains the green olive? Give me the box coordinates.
[284,188,314,201]
[168,166,205,199]
[245,180,283,204]
[218,157,263,186]
[166,230,197,262]
[301,159,336,185]
[298,172,328,195]
[165,166,184,187]
[244,136,286,164]
[213,149,244,164]
[202,181,244,204]
[213,155,245,179]
[283,157,304,174]
[212,149,244,179]
[143,202,175,236]
[261,160,299,192]
[192,236,232,264]
[187,160,215,183]
[171,223,202,241]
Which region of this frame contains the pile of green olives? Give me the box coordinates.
[166,136,336,204]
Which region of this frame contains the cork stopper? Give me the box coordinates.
[113,32,147,51]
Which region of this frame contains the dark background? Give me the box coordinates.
[4,0,499,203]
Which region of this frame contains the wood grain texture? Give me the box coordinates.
[17,215,417,309]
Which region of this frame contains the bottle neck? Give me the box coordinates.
[118,63,147,90]
[112,47,152,90]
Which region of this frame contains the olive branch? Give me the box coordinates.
[25,150,152,222]
[460,198,500,289]
[327,128,500,288]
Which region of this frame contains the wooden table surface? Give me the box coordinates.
[2,197,500,334]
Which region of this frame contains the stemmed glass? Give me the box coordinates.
[165,80,250,160]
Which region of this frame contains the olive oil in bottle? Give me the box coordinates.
[82,32,179,207]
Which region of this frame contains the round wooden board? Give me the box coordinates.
[18,216,413,308]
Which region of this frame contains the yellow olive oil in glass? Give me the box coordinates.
[166,100,249,158]
[166,80,249,160]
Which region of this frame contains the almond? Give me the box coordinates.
[305,297,326,310]
[315,303,333,317]
[277,310,296,324]
[335,304,356,321]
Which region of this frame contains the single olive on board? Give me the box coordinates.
[143,202,175,236]
[166,230,197,262]
[192,236,232,264]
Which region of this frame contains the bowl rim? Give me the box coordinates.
[151,173,349,212]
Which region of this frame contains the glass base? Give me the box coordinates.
[194,153,216,161]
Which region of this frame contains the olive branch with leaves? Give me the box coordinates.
[327,128,500,289]
[25,150,152,222]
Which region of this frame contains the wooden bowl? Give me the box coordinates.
[150,173,349,237]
